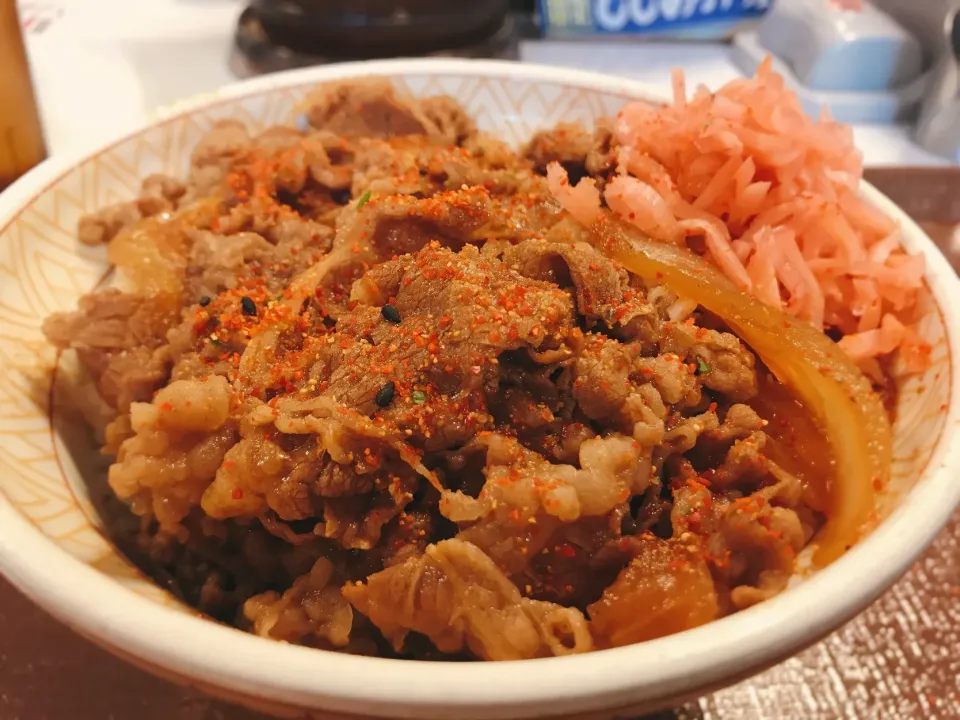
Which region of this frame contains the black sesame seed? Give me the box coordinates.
[241,296,257,316]
[198,295,211,307]
[381,304,401,324]
[418,167,429,177]
[375,381,396,408]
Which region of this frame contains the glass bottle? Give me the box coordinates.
[0,0,47,191]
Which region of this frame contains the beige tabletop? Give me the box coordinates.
[1,172,958,720]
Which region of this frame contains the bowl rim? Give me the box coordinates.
[1,57,959,717]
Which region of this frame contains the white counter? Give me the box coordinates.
[19,0,950,166]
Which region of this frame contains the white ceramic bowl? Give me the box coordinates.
[0,59,958,720]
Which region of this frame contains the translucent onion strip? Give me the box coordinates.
[591,217,892,565]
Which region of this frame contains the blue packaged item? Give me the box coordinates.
[538,0,773,39]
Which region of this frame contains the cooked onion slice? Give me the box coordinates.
[591,216,892,565]
[108,197,221,295]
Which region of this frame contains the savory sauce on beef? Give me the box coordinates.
[44,81,838,660]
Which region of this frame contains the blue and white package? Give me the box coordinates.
[538,0,773,39]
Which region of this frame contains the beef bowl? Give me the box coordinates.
[0,59,958,719]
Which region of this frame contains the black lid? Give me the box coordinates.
[249,0,509,58]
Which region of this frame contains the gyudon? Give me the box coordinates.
[45,70,919,660]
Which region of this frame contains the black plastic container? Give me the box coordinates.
[249,0,510,58]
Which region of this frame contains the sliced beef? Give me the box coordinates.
[304,81,443,140]
[502,236,658,338]
[712,499,805,610]
[221,416,425,551]
[330,185,559,285]
[90,345,172,413]
[77,201,142,246]
[524,122,595,170]
[184,120,251,199]
[43,289,178,352]
[109,376,237,531]
[668,466,805,612]
[350,137,476,198]
[703,431,804,509]
[342,538,594,660]
[350,136,533,200]
[184,230,275,296]
[584,118,616,178]
[201,423,318,523]
[524,119,617,191]
[140,173,187,214]
[42,289,179,413]
[462,133,516,169]
[443,433,646,578]
[571,334,634,422]
[244,557,354,647]
[78,173,189,246]
[215,191,310,238]
[303,130,356,191]
[43,291,177,412]
[267,217,335,253]
[252,126,303,154]
[377,508,435,568]
[635,353,701,407]
[704,403,766,444]
[191,120,251,169]
[318,464,419,551]
[312,452,375,498]
[333,187,495,264]
[659,409,720,459]
[417,95,477,145]
[661,320,758,401]
[200,397,426,540]
[317,243,578,449]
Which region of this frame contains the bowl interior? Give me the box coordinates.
[0,63,954,694]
